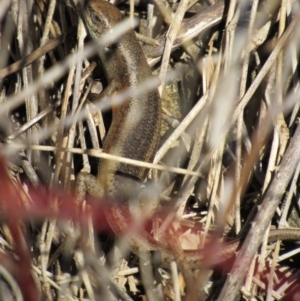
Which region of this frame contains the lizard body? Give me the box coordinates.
[77,0,163,253]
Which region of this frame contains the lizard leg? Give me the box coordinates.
[75,172,104,202]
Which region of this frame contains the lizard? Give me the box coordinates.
[76,0,163,256]
[76,0,300,270]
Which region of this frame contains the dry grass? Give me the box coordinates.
[0,0,300,300]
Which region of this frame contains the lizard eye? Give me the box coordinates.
[90,10,102,25]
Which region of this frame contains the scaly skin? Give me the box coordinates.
[78,0,163,254]
[83,0,161,182]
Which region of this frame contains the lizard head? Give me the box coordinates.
[83,0,124,39]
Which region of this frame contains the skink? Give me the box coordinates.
[77,0,162,252]
[77,0,300,270]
